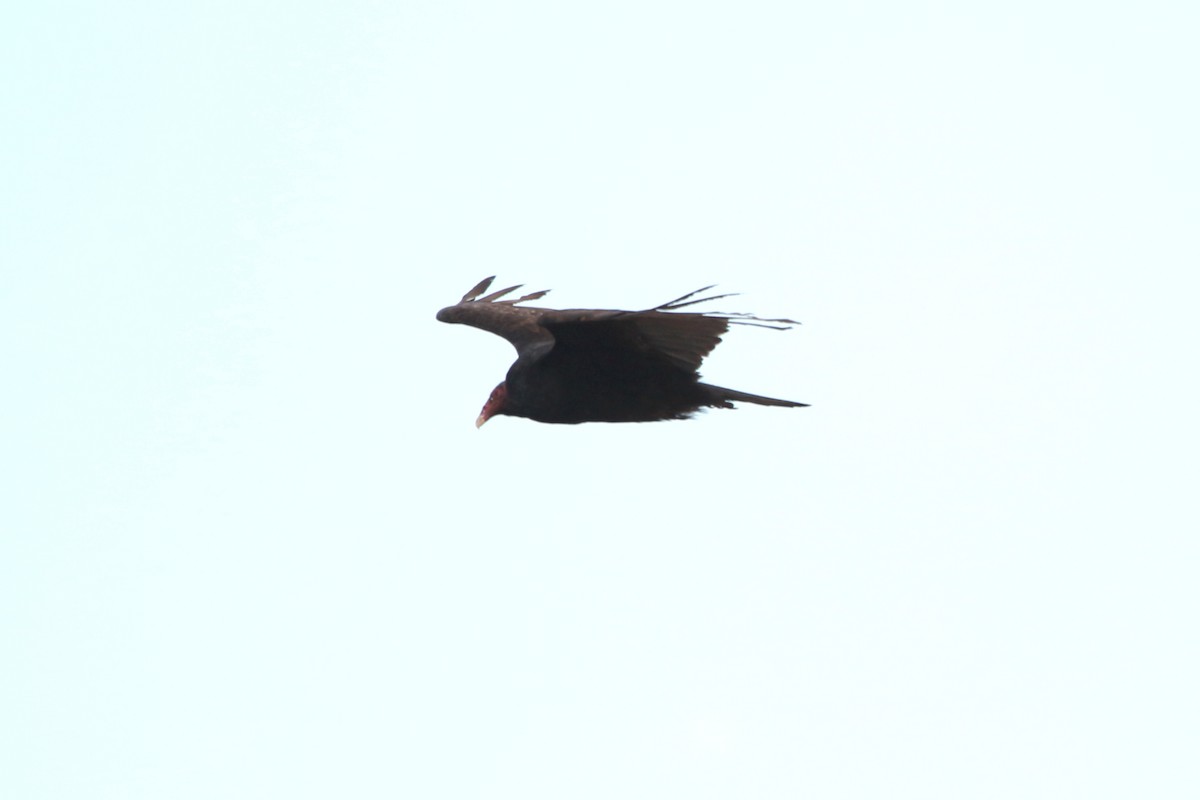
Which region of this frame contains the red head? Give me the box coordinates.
[476,382,508,428]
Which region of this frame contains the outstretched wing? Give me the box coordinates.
[437,278,797,373]
[538,286,798,374]
[435,276,555,356]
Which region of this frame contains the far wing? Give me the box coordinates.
[436,276,555,357]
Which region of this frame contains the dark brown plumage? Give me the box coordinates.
[436,277,808,426]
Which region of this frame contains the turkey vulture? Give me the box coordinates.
[436,277,808,426]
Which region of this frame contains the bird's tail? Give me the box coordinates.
[701,383,809,408]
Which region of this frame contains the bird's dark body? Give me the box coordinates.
[436,277,807,425]
[506,319,715,423]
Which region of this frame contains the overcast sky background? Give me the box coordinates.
[3,2,1198,798]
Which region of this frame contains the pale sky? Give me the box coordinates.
[3,2,1198,798]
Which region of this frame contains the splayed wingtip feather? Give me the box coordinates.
[461,276,496,302]
[479,283,524,303]
[502,289,550,304]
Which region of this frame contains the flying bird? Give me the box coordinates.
[436,277,808,426]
